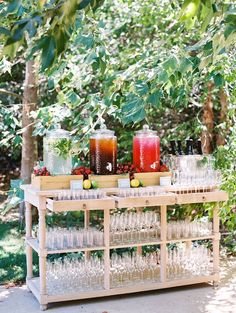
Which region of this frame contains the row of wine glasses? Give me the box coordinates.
[167,220,212,240]
[167,244,212,279]
[53,190,106,201]
[118,187,166,198]
[46,256,104,294]
[172,169,222,191]
[110,251,160,288]
[110,211,160,245]
[43,227,104,250]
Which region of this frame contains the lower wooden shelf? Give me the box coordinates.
[27,274,218,305]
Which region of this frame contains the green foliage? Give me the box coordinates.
[50,138,76,159]
[0,0,236,256]
[0,0,104,70]
[0,220,39,284]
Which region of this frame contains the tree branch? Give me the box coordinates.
[0,88,23,100]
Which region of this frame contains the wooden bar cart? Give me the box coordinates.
[22,184,228,311]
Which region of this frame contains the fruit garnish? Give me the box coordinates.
[91,180,99,189]
[72,167,93,179]
[83,179,92,189]
[33,165,50,176]
[130,179,140,188]
[159,164,169,172]
[117,163,142,178]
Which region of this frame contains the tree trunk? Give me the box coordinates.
[20,61,38,222]
[201,82,214,154]
[216,88,228,146]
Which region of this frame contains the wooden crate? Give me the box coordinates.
[134,172,171,186]
[31,174,83,190]
[89,174,129,188]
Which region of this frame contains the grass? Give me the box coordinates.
[0,220,38,284]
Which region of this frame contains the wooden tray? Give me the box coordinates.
[134,172,171,186]
[31,174,83,190]
[89,174,129,188]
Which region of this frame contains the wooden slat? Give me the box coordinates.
[28,275,217,304]
[89,174,129,188]
[27,238,105,255]
[134,172,171,186]
[31,175,83,191]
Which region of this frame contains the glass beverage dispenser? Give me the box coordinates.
[133,125,160,172]
[43,127,72,175]
[90,125,117,175]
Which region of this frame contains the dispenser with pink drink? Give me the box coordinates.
[133,125,160,172]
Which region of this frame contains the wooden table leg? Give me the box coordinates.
[104,208,110,290]
[84,210,90,260]
[160,205,167,283]
[38,197,47,307]
[136,207,143,255]
[213,202,220,286]
[25,201,33,280]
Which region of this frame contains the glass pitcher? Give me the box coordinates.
[133,124,160,172]
[90,125,117,175]
[43,127,72,175]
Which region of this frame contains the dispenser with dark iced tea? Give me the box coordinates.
[90,125,117,175]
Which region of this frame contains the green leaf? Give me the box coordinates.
[213,73,224,87]
[41,36,56,71]
[147,90,163,107]
[122,97,143,113]
[179,57,193,73]
[78,0,92,10]
[7,0,21,14]
[135,81,149,96]
[0,27,10,36]
[162,56,178,72]
[158,70,169,84]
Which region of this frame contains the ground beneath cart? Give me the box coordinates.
[0,258,235,313]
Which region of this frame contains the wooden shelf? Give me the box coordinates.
[166,235,214,244]
[27,238,105,255]
[27,235,214,255]
[110,240,161,249]
[22,184,228,310]
[27,274,217,305]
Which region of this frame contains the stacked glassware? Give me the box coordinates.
[110,211,160,245]
[53,190,106,201]
[46,257,104,294]
[44,227,104,250]
[110,251,160,288]
[167,244,212,279]
[167,220,212,240]
[165,155,222,191]
[118,187,166,198]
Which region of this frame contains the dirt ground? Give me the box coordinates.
[0,257,236,313]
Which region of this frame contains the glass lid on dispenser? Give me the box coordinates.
[135,124,157,136]
[90,124,115,138]
[46,125,71,139]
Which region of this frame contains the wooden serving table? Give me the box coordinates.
[21,184,228,310]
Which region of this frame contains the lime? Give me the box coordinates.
[130,179,140,188]
[91,180,99,189]
[83,179,92,189]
